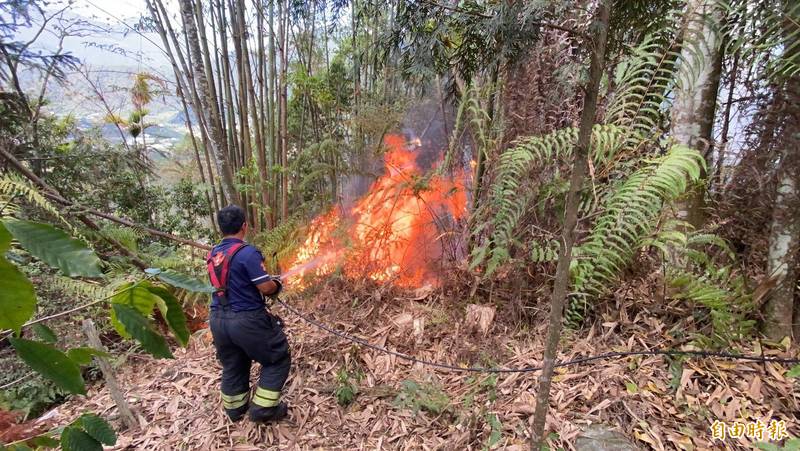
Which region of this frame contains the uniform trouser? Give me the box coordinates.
[209,308,291,411]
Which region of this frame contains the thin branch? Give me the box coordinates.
[0,285,136,343]
[0,372,35,390]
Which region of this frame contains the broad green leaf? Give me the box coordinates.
[109,306,131,339]
[9,338,85,394]
[156,270,214,293]
[77,414,116,446]
[21,434,60,447]
[6,444,33,451]
[60,426,102,451]
[110,283,161,338]
[787,364,800,378]
[32,323,57,343]
[66,347,110,365]
[112,304,173,359]
[147,286,190,347]
[110,283,160,315]
[0,257,36,332]
[2,220,103,278]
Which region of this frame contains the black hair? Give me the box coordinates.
[217,205,246,235]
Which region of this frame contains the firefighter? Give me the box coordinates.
[207,205,290,423]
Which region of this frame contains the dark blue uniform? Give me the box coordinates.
[210,238,272,311]
[207,238,291,418]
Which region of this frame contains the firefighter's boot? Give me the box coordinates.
[226,403,249,422]
[249,401,288,423]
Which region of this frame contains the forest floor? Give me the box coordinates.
[49,286,799,450]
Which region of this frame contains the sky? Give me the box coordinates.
[72,0,149,22]
[13,0,171,70]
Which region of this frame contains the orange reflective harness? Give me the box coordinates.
[206,242,248,308]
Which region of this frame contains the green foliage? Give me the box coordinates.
[65,347,110,366]
[109,283,160,337]
[148,285,190,347]
[483,413,502,450]
[0,378,65,420]
[571,146,705,298]
[470,124,627,276]
[756,438,800,451]
[605,33,680,148]
[76,413,117,446]
[564,146,704,325]
[9,338,85,394]
[46,276,111,302]
[254,219,301,274]
[334,367,362,407]
[394,379,450,415]
[462,374,498,409]
[15,414,113,451]
[530,240,560,263]
[31,323,57,343]
[724,0,800,82]
[0,175,68,229]
[152,269,214,293]
[60,427,102,451]
[0,252,36,331]
[650,228,757,347]
[787,365,800,378]
[392,1,542,92]
[100,225,142,253]
[668,268,756,346]
[0,435,58,450]
[2,219,103,277]
[111,304,173,359]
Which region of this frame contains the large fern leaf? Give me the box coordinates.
[471,124,627,275]
[570,144,705,301]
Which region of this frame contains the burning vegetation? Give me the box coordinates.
[282,134,468,288]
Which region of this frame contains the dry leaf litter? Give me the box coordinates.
[48,288,799,451]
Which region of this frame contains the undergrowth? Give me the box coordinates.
[394,379,451,415]
[334,366,364,407]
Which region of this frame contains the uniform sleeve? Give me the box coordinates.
[243,247,270,283]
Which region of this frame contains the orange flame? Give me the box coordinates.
[283,134,468,288]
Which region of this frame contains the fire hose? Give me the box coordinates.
[272,297,800,374]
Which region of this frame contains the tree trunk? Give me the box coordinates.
[671,0,724,228]
[763,1,800,340]
[764,161,800,340]
[268,0,278,227]
[178,0,239,207]
[278,0,289,221]
[529,2,610,449]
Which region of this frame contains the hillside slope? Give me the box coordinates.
[53,294,799,450]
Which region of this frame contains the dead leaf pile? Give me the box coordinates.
[50,294,799,450]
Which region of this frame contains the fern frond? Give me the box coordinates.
[605,33,681,152]
[0,175,65,224]
[46,275,112,301]
[0,175,90,244]
[667,266,756,345]
[570,144,705,300]
[255,219,302,274]
[471,124,626,275]
[100,225,142,253]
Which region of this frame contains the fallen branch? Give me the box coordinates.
[0,372,35,390]
[0,144,210,251]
